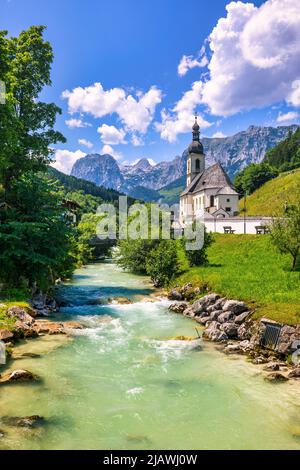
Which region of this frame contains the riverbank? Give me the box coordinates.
[174,234,300,325]
[1,262,300,450]
[167,285,300,382]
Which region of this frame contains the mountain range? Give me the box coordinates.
[71,124,298,202]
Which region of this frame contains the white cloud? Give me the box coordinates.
[287,80,300,107]
[199,0,300,116]
[62,83,162,134]
[156,81,212,142]
[212,131,226,138]
[178,54,208,77]
[101,144,122,160]
[97,124,126,145]
[78,138,93,148]
[277,111,299,123]
[51,149,85,174]
[131,134,144,146]
[65,118,91,128]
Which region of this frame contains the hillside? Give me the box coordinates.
[48,167,132,204]
[175,234,300,324]
[239,168,300,216]
[158,175,185,205]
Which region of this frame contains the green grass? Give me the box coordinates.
[239,168,300,216]
[175,234,300,325]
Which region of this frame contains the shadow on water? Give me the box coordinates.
[56,284,154,307]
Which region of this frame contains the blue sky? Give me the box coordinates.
[1,0,300,172]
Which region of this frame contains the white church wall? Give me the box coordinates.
[203,216,273,234]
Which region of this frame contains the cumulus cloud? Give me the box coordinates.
[97,124,126,145]
[51,149,85,174]
[212,131,226,138]
[78,138,93,148]
[62,83,162,134]
[65,118,91,128]
[287,80,300,107]
[277,111,299,123]
[200,0,300,116]
[101,144,122,160]
[178,53,208,77]
[156,81,212,142]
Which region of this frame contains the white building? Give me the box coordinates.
[180,117,239,224]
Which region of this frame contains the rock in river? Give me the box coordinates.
[2,415,44,428]
[0,369,39,385]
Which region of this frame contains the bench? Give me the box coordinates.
[223,226,235,234]
[255,225,270,235]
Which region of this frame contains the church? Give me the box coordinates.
[179,117,239,224]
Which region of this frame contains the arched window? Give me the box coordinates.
[195,158,200,171]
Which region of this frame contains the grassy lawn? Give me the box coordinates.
[175,234,300,325]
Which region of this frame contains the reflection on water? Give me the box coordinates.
[0,261,299,450]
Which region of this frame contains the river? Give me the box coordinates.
[0,261,300,450]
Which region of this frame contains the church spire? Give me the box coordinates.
[192,115,200,141]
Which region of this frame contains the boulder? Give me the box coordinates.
[33,321,64,335]
[0,369,38,384]
[235,311,251,324]
[222,300,248,315]
[0,329,14,341]
[203,321,228,342]
[264,372,289,383]
[7,307,35,327]
[191,293,220,315]
[252,356,269,365]
[168,302,188,314]
[223,343,242,354]
[209,310,221,321]
[62,321,84,330]
[111,297,133,305]
[168,289,183,301]
[183,307,195,317]
[221,322,238,339]
[288,367,300,379]
[218,311,235,323]
[195,315,211,325]
[2,415,44,428]
[276,325,300,355]
[238,340,252,352]
[263,362,280,371]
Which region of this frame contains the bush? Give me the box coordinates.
[146,240,180,287]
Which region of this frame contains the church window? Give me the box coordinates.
[227,198,230,202]
[226,207,231,212]
[195,158,200,171]
[210,195,214,207]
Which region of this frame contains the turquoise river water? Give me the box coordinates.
[0,261,300,450]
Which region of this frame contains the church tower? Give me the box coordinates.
[186,116,205,186]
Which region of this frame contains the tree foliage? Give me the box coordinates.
[271,198,300,270]
[234,162,278,196]
[264,128,300,171]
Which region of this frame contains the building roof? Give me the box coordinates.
[181,162,235,196]
[215,186,239,196]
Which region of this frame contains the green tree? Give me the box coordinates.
[183,225,213,266]
[0,26,65,192]
[264,128,300,170]
[0,173,76,289]
[271,199,300,270]
[234,162,278,195]
[146,240,180,287]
